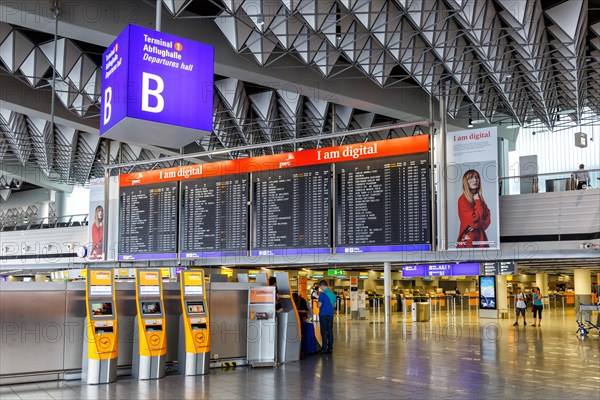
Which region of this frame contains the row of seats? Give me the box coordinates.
[1,220,88,231]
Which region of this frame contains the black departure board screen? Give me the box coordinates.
[180,174,248,258]
[252,165,332,256]
[335,154,431,253]
[118,182,178,260]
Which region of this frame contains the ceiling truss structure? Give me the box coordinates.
[205,0,598,128]
[0,22,426,193]
[1,1,598,193]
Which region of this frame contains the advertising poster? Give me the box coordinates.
[446,127,499,249]
[479,276,497,309]
[88,178,105,261]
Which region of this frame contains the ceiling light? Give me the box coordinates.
[467,118,474,128]
[532,131,536,136]
[506,124,520,129]
[471,119,485,125]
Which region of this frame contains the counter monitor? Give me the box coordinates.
[141,301,162,315]
[90,302,113,317]
[186,302,205,313]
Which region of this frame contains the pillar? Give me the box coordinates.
[536,272,549,306]
[535,272,549,297]
[496,275,508,316]
[36,201,50,221]
[574,269,592,309]
[384,262,392,323]
[438,82,448,250]
[54,190,67,219]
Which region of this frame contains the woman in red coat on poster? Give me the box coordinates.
[90,205,104,259]
[456,170,491,248]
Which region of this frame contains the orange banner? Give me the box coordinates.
[299,276,308,299]
[249,287,276,304]
[120,135,429,187]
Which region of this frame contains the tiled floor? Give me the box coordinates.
[2,308,599,399]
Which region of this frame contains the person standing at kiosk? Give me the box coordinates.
[318,280,335,354]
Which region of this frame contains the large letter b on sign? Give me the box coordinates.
[103,87,112,125]
[142,72,165,114]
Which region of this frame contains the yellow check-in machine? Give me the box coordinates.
[132,269,167,380]
[82,269,118,384]
[178,270,210,375]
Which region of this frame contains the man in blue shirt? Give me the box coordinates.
[317,280,336,354]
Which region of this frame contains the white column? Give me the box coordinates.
[54,190,67,219]
[496,275,508,316]
[438,83,448,250]
[384,262,392,323]
[574,269,592,309]
[36,201,50,220]
[536,273,549,306]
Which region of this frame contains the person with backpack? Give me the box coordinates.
[317,280,336,354]
[513,287,527,326]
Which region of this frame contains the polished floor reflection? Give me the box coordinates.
[2,309,599,399]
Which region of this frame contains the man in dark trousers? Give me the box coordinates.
[318,280,336,354]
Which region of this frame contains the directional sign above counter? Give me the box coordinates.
[481,261,517,276]
[100,24,214,147]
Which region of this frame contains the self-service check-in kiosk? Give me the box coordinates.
[178,270,210,375]
[132,269,166,380]
[247,286,277,368]
[274,272,301,363]
[82,269,118,384]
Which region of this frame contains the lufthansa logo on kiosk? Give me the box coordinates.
[149,334,161,346]
[99,337,111,349]
[194,332,206,344]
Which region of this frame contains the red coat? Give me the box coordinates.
[90,223,103,259]
[456,195,491,248]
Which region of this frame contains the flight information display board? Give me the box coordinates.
[252,164,332,256]
[118,182,178,260]
[336,154,431,253]
[180,174,248,258]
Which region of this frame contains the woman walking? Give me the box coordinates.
[532,287,543,327]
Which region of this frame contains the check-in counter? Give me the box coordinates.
[468,292,478,307]
[565,292,575,306]
[0,280,261,385]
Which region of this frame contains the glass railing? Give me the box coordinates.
[0,214,89,231]
[499,168,600,195]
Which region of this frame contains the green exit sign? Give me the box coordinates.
[328,269,345,277]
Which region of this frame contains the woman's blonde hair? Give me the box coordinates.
[461,169,484,204]
[94,205,103,227]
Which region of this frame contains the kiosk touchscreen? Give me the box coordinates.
[247,286,277,368]
[82,269,118,384]
[178,270,210,375]
[132,269,166,380]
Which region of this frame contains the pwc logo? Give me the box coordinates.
[174,42,183,52]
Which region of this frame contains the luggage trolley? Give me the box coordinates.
[575,304,600,338]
